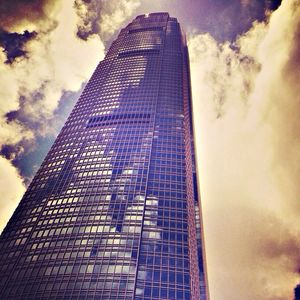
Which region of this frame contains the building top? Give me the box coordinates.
[135,12,170,19]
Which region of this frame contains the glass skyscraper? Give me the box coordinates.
[0,13,209,300]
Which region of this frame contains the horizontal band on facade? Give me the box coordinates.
[118,49,160,58]
[128,26,164,34]
[86,113,151,128]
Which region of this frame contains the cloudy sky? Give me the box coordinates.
[0,0,299,299]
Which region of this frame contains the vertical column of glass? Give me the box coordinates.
[182,42,209,299]
[134,19,191,300]
[85,39,157,300]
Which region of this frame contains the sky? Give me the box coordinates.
[0,0,299,299]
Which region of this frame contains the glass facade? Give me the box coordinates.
[0,13,209,300]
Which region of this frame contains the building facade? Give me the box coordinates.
[0,13,209,300]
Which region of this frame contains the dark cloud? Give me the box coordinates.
[266,0,282,10]
[295,285,300,299]
[282,14,300,81]
[5,110,18,122]
[0,29,37,63]
[0,144,21,160]
[194,0,282,41]
[0,0,56,31]
[74,0,101,40]
[11,136,52,185]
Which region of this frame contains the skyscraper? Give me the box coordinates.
[0,12,209,300]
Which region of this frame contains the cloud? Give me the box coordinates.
[188,33,260,118]
[75,0,141,41]
[0,0,60,33]
[189,0,300,298]
[0,1,104,142]
[0,29,37,63]
[0,156,25,233]
[197,0,282,41]
[253,0,300,217]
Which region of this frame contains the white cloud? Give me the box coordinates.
[0,157,26,234]
[99,0,141,40]
[9,1,104,124]
[189,0,300,299]
[75,0,141,40]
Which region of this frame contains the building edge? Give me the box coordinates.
[182,30,211,300]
